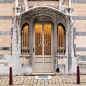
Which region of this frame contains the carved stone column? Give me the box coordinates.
[13,16,19,75]
[29,20,33,68]
[65,16,73,74]
[54,20,57,72]
[65,18,70,74]
[13,15,22,75]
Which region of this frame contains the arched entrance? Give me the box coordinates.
[13,6,72,75]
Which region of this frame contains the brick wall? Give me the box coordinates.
[0,0,86,57]
[0,1,15,56]
[72,2,86,57]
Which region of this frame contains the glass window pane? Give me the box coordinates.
[44,24,51,55]
[35,24,42,55]
[57,24,65,55]
[21,25,29,55]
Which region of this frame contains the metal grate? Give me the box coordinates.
[57,25,65,55]
[21,25,29,55]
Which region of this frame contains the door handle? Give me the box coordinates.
[33,48,34,53]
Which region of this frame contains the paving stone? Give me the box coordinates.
[49,84,53,86]
[29,82,33,85]
[56,82,59,84]
[0,75,86,86]
[41,84,44,86]
[45,82,48,84]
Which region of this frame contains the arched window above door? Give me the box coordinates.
[57,24,65,55]
[21,24,29,55]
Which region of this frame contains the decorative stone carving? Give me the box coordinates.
[13,5,72,75]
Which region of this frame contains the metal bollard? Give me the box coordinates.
[76,65,80,84]
[9,67,13,85]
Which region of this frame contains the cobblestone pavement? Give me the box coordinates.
[0,75,86,86]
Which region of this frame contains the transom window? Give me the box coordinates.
[57,24,65,55]
[21,24,29,55]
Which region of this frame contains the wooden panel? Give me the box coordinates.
[44,62,51,70]
[34,23,53,73]
[35,57,43,61]
[44,57,51,61]
[35,62,43,70]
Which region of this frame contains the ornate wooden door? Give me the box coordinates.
[33,23,53,73]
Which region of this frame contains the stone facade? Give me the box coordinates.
[0,0,86,75]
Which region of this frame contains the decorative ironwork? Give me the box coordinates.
[21,25,29,55]
[44,24,51,55]
[57,24,65,55]
[35,24,42,55]
[35,24,51,55]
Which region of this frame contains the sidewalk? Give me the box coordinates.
[0,75,86,86]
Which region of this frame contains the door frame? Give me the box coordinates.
[33,22,54,73]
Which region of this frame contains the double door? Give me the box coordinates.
[33,23,53,73]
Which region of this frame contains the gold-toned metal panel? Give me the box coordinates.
[35,24,42,55]
[44,24,51,55]
[57,25,65,55]
[21,25,29,55]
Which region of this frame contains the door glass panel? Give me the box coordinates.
[44,24,51,55]
[35,24,42,55]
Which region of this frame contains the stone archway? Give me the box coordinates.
[13,6,73,75]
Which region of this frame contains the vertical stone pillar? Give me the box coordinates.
[29,21,33,68]
[13,16,19,75]
[66,16,73,74]
[17,16,22,75]
[13,16,22,75]
[54,21,57,72]
[65,19,70,74]
[70,17,76,74]
[18,16,21,55]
